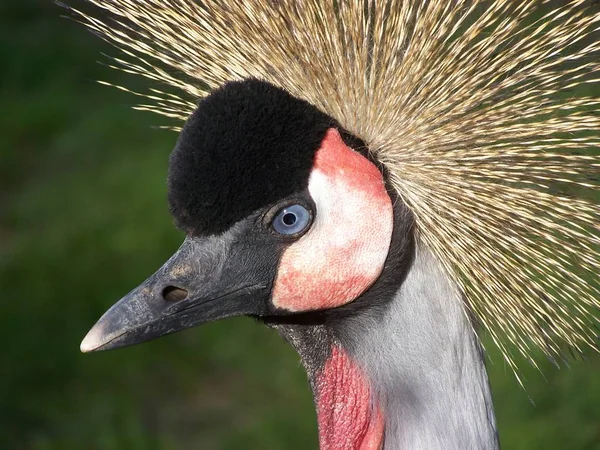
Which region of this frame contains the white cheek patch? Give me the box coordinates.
[272,128,393,312]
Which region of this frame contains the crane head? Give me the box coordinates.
[80,79,408,353]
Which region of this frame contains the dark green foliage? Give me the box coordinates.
[1,2,598,449]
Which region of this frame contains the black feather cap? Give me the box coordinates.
[168,79,339,235]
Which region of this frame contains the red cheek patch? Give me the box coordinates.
[272,128,393,312]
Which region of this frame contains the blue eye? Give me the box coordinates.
[272,204,311,235]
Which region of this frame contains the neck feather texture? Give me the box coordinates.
[336,243,499,450]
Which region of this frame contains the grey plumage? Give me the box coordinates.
[350,245,498,449]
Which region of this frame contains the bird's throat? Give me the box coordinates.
[315,344,384,450]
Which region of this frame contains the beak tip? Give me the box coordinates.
[80,326,105,353]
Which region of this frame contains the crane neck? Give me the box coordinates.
[271,242,498,449]
[335,243,499,450]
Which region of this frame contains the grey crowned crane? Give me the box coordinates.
[74,1,600,449]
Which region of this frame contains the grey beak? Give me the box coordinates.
[80,236,271,352]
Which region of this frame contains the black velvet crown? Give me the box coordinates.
[167,79,337,235]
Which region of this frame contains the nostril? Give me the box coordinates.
[162,286,188,302]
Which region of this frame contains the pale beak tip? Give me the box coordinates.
[80,326,105,353]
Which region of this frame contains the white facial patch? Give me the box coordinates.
[272,128,393,312]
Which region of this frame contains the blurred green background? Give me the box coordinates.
[1,1,599,449]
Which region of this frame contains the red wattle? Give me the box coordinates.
[315,345,384,450]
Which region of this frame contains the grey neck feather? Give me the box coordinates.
[340,243,499,450]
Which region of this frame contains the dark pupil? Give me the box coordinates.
[282,212,297,226]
